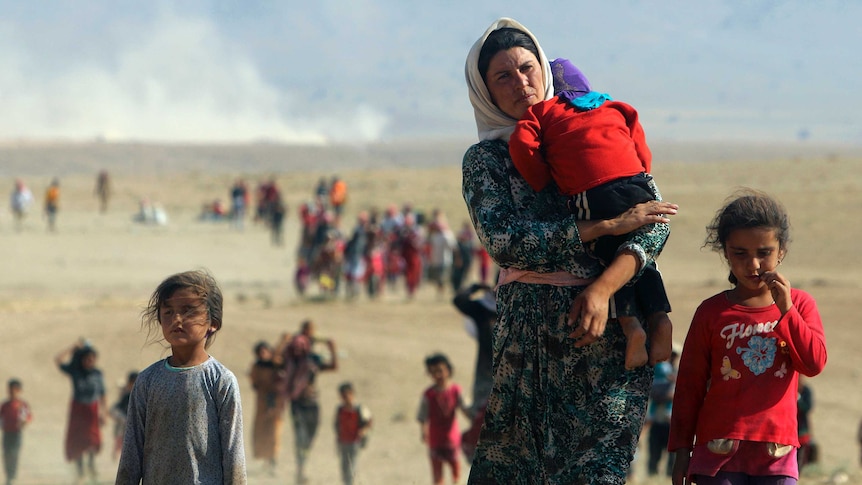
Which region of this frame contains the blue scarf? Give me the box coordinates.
[560,91,613,111]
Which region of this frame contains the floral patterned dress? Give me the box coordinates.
[462,139,669,485]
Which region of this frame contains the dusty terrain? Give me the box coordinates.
[1,141,860,484]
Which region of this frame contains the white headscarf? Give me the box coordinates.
[465,17,554,142]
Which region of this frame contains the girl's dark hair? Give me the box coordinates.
[477,27,540,82]
[424,352,453,375]
[705,188,791,284]
[142,269,223,349]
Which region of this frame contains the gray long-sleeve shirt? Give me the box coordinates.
[115,356,247,484]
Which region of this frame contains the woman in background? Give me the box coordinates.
[56,340,106,483]
[250,341,285,476]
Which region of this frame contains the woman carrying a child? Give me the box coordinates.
[462,17,678,484]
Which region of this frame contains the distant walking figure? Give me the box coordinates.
[333,382,372,485]
[9,179,33,231]
[281,320,338,484]
[1,378,33,485]
[44,178,60,231]
[249,341,284,476]
[94,170,111,213]
[55,340,106,483]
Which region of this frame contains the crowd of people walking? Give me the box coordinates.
[283,176,493,301]
[192,172,494,302]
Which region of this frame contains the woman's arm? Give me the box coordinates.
[462,141,589,272]
[463,141,675,274]
[568,183,676,345]
[578,200,675,243]
[567,249,640,345]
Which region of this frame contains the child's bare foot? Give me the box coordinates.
[619,317,648,369]
[648,312,674,365]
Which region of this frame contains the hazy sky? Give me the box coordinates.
[0,1,859,144]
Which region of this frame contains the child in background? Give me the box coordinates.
[115,270,246,484]
[1,379,32,485]
[10,179,33,231]
[417,353,470,485]
[796,376,817,470]
[509,58,672,369]
[44,177,60,231]
[645,349,679,477]
[333,382,372,485]
[668,189,827,485]
[249,340,284,476]
[55,340,106,483]
[281,320,339,485]
[110,372,138,461]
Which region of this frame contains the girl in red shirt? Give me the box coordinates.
[417,353,470,485]
[669,189,827,485]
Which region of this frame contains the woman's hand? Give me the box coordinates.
[567,282,611,346]
[568,250,640,347]
[608,200,678,236]
[760,270,792,314]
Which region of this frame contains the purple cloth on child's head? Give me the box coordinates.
[551,58,590,101]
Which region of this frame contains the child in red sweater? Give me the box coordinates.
[668,189,827,485]
[334,382,372,485]
[1,379,33,485]
[417,353,470,485]
[509,58,672,369]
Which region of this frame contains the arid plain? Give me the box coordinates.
[1,140,860,484]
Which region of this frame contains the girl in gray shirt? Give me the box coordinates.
[116,270,246,484]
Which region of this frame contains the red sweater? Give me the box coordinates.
[668,289,827,451]
[0,398,32,433]
[420,384,463,449]
[509,97,651,195]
